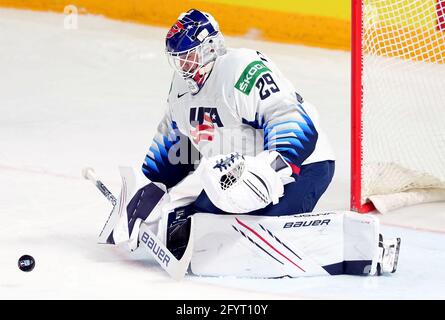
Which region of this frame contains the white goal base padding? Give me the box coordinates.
[369,188,445,214]
[363,163,445,213]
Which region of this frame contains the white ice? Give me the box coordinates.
[1,8,445,299]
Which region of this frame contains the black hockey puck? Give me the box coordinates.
[18,255,35,272]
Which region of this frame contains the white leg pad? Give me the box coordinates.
[189,211,381,278]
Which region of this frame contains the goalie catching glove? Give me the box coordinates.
[200,151,294,213]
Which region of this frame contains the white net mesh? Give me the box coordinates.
[361,0,445,208]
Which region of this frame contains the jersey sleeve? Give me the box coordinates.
[142,107,199,189]
[233,51,318,174]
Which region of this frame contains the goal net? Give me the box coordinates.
[351,0,445,213]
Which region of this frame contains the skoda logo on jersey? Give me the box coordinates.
[189,107,223,144]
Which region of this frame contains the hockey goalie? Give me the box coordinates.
[89,9,400,279]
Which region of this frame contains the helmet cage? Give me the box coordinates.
[166,34,222,79]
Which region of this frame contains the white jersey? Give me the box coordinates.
[143,48,335,188]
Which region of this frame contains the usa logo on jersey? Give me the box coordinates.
[190,107,223,144]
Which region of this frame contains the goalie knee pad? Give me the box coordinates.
[200,151,293,213]
[157,205,194,260]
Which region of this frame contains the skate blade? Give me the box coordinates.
[390,238,401,273]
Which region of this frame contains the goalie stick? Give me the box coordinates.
[82,167,194,281]
[82,167,118,243]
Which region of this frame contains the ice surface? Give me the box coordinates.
[1,8,444,299]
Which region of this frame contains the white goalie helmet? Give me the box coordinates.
[200,151,293,213]
[165,9,226,93]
